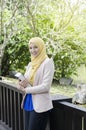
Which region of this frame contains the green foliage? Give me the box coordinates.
[53,39,83,80]
[1,31,31,76]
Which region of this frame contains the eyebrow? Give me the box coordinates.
[29,45,38,48]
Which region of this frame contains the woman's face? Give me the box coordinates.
[29,43,40,57]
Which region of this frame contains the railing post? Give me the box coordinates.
[72,111,82,130]
[18,93,25,130]
[1,86,4,121]
[0,85,1,120]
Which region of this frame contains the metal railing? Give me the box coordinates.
[50,96,86,130]
[0,81,24,130]
[0,81,86,130]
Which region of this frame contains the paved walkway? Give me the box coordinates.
[0,121,12,130]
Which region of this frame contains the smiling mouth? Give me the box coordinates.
[32,52,37,55]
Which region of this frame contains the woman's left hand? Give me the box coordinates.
[19,86,26,94]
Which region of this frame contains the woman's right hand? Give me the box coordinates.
[19,78,29,88]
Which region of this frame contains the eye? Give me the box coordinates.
[34,46,38,49]
[29,47,32,49]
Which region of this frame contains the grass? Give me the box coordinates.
[51,84,77,97]
[2,76,18,84]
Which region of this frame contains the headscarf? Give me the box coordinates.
[28,37,48,85]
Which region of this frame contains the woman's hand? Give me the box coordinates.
[17,78,29,94]
[19,86,26,94]
[19,78,29,88]
[16,82,26,93]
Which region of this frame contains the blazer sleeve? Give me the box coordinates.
[24,58,54,94]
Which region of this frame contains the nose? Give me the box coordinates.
[31,48,35,52]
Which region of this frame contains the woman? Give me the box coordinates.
[18,37,54,130]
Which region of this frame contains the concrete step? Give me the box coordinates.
[0,121,12,130]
